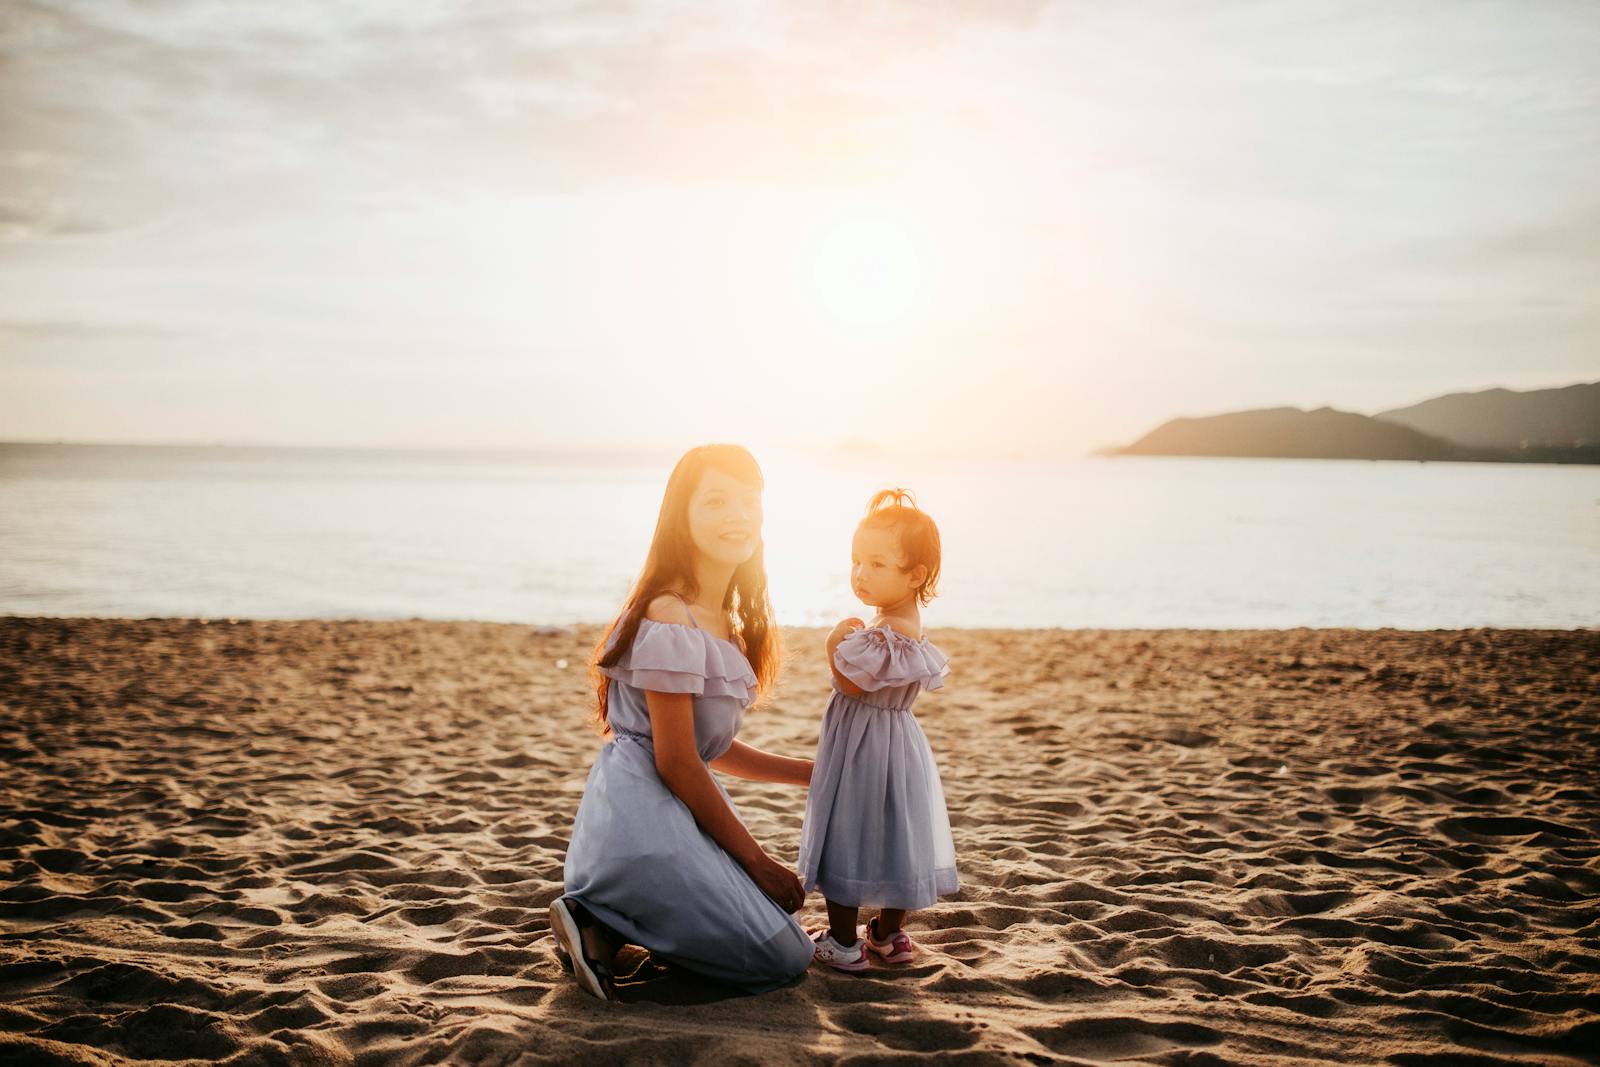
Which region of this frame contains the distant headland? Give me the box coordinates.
[1101,381,1600,464]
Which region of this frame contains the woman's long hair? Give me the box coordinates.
[590,444,781,731]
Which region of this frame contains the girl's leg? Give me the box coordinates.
[874,908,908,937]
[826,899,861,946]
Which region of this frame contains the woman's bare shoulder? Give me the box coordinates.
[644,593,694,626]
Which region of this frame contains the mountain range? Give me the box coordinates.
[1104,381,1599,464]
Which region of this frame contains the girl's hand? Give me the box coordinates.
[825,618,868,696]
[829,617,865,642]
[750,855,806,913]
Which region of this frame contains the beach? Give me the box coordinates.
[1,617,1596,1065]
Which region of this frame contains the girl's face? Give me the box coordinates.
[687,467,763,567]
[851,523,927,610]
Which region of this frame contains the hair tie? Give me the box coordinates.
[867,487,917,514]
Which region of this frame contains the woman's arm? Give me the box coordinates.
[645,689,805,912]
[709,739,812,785]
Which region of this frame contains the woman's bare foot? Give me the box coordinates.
[580,915,619,967]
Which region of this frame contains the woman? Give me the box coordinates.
[551,444,816,1000]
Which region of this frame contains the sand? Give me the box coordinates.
[0,617,1596,1066]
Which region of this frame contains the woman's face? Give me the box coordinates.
[686,467,763,567]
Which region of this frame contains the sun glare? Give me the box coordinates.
[795,205,929,335]
[724,190,938,354]
[716,187,950,440]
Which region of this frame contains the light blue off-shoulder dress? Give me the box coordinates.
[561,616,814,993]
[798,625,959,909]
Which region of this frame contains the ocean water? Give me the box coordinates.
[1,444,1596,629]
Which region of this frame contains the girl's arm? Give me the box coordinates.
[709,739,812,785]
[826,617,867,697]
[645,689,805,911]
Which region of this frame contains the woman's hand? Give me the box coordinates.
[647,692,808,909]
[749,855,806,914]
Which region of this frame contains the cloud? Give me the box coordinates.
[0,195,133,241]
[2,1,1599,450]
[0,316,177,339]
[0,0,1062,216]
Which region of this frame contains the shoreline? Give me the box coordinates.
[3,613,1595,633]
[2,618,1596,1064]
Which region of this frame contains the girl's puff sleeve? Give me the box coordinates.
[832,626,950,693]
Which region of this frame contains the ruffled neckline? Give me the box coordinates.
[834,623,949,694]
[861,622,928,643]
[637,616,746,654]
[601,617,757,704]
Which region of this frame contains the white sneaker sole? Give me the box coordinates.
[549,898,614,1002]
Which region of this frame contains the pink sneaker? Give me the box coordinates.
[812,932,870,972]
[864,917,916,964]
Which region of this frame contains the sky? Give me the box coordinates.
[2,0,1597,458]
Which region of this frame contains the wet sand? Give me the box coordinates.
[1,618,1597,1065]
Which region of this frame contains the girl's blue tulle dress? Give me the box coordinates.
[562,617,814,992]
[798,625,959,909]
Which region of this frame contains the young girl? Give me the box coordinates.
[798,489,959,971]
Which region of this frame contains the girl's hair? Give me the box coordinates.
[860,488,941,606]
[590,443,781,731]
